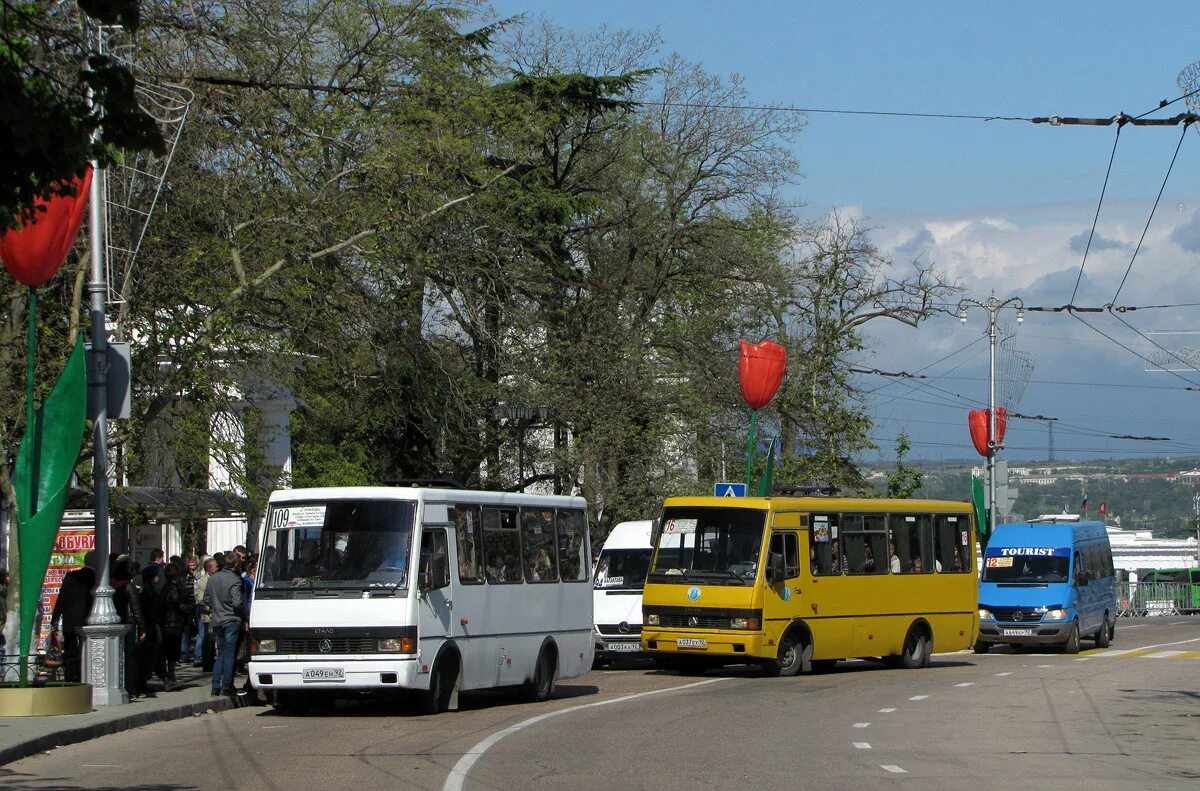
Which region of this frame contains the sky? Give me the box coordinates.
[489,1,1200,464]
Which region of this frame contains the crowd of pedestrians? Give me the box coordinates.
[46,545,258,700]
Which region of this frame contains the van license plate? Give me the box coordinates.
[677,638,707,649]
[302,667,345,681]
[1002,629,1033,637]
[608,642,639,652]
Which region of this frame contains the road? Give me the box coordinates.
[3,616,1199,790]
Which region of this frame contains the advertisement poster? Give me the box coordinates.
[37,526,95,647]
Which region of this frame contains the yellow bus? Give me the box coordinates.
[640,494,978,674]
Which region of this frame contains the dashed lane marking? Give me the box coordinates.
[881,765,908,774]
[853,742,871,749]
[853,722,870,728]
[878,708,897,713]
[994,672,1012,676]
[954,682,974,687]
[908,695,928,701]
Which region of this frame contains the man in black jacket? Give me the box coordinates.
[50,565,96,682]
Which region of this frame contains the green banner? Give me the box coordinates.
[15,338,87,666]
[971,474,989,550]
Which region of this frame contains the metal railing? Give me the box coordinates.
[1116,581,1200,617]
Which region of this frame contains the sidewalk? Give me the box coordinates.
[0,664,244,766]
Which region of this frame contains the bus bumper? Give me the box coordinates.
[248,656,420,690]
[640,629,766,659]
[976,620,1075,646]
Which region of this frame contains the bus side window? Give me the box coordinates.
[783,532,799,578]
[521,508,559,583]
[454,504,483,584]
[810,514,840,576]
[934,515,965,572]
[482,508,522,584]
[556,509,589,582]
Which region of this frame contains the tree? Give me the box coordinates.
[1,0,163,229]
[886,431,923,498]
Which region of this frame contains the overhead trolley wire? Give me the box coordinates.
[1069,123,1123,306]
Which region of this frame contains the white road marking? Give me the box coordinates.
[854,742,872,749]
[954,682,974,687]
[881,764,908,774]
[262,725,289,729]
[853,722,870,728]
[878,707,897,713]
[1144,650,1185,659]
[994,672,1012,676]
[1122,623,1146,628]
[442,677,730,791]
[908,695,928,700]
[80,765,119,768]
[1168,621,1190,625]
[1037,664,1053,668]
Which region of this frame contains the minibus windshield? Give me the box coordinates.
[594,548,653,590]
[982,548,1070,583]
[650,507,766,583]
[259,500,415,590]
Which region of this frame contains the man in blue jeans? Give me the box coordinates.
[202,553,244,696]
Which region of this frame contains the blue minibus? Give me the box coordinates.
[975,516,1116,654]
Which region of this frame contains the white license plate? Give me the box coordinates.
[677,638,707,649]
[607,641,640,653]
[1002,628,1033,637]
[302,667,345,681]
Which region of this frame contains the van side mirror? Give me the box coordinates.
[767,552,785,584]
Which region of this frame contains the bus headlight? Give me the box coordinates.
[730,617,760,630]
[646,613,660,626]
[978,609,993,621]
[1042,609,1068,621]
[254,639,276,654]
[378,637,416,653]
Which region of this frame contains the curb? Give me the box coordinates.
[0,694,237,767]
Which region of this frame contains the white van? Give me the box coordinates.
[592,520,654,664]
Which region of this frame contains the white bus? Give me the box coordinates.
[593,520,654,664]
[248,486,593,713]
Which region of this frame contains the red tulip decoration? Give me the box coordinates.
[968,407,1007,457]
[739,339,787,488]
[1,168,93,286]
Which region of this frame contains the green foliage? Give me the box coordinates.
[886,431,923,498]
[0,1,163,229]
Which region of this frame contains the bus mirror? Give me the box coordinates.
[423,555,451,591]
[767,552,785,584]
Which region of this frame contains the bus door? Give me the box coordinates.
[418,527,455,648]
[763,513,802,645]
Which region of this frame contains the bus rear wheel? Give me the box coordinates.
[1094,613,1111,648]
[519,645,557,702]
[899,626,931,669]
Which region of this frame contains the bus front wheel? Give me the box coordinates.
[766,634,806,677]
[1063,621,1080,655]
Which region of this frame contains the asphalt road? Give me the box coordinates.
[4,616,1199,791]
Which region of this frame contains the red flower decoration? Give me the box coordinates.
[0,168,93,287]
[968,407,1007,457]
[738,339,787,410]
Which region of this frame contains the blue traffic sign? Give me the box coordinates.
[714,482,747,498]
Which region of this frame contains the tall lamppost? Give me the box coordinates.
[492,404,549,490]
[80,23,129,706]
[958,294,1024,541]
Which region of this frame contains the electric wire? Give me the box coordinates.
[1070,312,1200,388]
[1111,121,1191,304]
[1069,123,1123,306]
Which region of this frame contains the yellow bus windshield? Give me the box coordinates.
[650,506,767,584]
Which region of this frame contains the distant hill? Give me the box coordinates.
[864,457,1200,540]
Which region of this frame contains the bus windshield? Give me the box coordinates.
[259,499,416,590]
[982,548,1070,583]
[650,507,766,583]
[594,548,653,590]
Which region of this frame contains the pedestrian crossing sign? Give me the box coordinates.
[714,482,747,497]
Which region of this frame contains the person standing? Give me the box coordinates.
[111,556,147,698]
[49,565,96,682]
[160,564,189,688]
[195,556,216,668]
[203,552,244,696]
[180,555,199,659]
[138,566,165,691]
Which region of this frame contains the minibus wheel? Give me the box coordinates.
[519,643,558,702]
[899,626,931,669]
[1094,613,1111,648]
[769,634,805,677]
[1063,621,1080,654]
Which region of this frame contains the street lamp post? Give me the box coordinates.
[80,23,130,706]
[958,294,1024,540]
[492,404,549,491]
